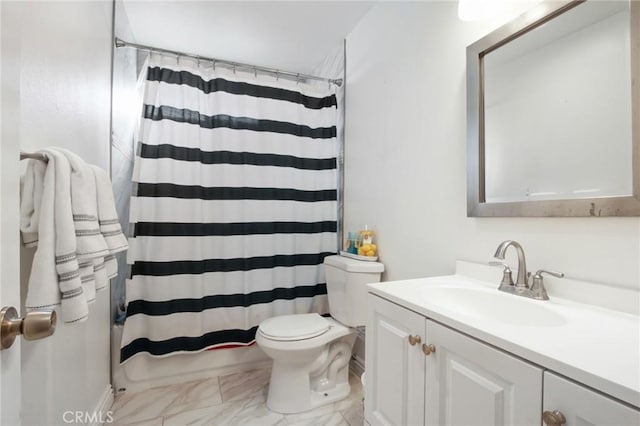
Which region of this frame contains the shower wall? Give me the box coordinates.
[111,0,149,323]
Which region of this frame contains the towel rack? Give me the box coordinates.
[20,151,48,162]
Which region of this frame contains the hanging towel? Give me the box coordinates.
[20,159,47,247]
[93,257,109,292]
[55,148,110,260]
[90,164,129,279]
[55,148,110,300]
[21,150,89,323]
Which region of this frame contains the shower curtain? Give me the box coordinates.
[120,54,338,362]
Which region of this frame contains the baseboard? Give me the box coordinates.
[90,385,114,426]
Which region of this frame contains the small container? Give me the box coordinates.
[357,225,378,257]
[344,232,359,254]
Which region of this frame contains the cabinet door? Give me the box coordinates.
[365,294,426,426]
[425,320,543,426]
[543,372,640,426]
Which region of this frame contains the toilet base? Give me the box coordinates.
[266,360,351,414]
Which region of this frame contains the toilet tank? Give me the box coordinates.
[323,255,384,327]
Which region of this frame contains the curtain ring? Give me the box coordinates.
[296,73,300,85]
[212,59,216,71]
[276,71,279,81]
[254,68,257,78]
[233,65,236,74]
[196,56,200,67]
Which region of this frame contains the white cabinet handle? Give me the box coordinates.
[542,410,567,426]
[408,335,421,346]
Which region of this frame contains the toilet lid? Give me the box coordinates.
[259,313,330,341]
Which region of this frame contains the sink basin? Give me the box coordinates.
[418,285,567,327]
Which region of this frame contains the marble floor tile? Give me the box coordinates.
[112,367,365,426]
[282,400,339,424]
[226,394,285,426]
[285,411,348,426]
[112,416,164,426]
[164,376,223,415]
[219,368,271,403]
[340,400,365,426]
[111,384,184,424]
[163,399,248,426]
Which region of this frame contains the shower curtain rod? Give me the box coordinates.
[115,38,343,87]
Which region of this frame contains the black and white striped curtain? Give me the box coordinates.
[120,54,338,362]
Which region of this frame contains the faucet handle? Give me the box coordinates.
[530,269,564,300]
[534,270,564,279]
[489,261,514,291]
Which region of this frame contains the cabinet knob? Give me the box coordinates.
[408,335,421,346]
[542,410,567,426]
[422,343,436,356]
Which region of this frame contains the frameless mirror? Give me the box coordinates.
[467,0,639,216]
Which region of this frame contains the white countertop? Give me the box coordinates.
[367,262,640,408]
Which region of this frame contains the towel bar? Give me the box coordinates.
[20,151,48,162]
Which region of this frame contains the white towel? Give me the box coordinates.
[20,160,46,247]
[93,257,109,292]
[90,164,128,280]
[21,150,89,323]
[55,148,110,300]
[56,148,110,262]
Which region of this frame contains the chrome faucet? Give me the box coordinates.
[491,240,564,300]
[493,240,528,290]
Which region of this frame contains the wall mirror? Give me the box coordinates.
[467,0,639,217]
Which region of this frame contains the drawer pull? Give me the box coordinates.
[408,335,421,346]
[542,410,567,426]
[422,343,436,356]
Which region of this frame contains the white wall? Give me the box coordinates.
[344,2,640,291]
[2,1,114,424]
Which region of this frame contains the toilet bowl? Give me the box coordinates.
[256,314,355,413]
[256,255,384,414]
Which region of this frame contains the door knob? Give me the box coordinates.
[422,343,436,356]
[0,306,56,350]
[542,410,567,426]
[408,335,421,346]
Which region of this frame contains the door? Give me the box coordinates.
[425,320,543,426]
[543,372,640,425]
[0,0,23,420]
[365,294,426,426]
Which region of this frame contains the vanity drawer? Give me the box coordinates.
[543,372,640,426]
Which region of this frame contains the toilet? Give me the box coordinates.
[256,254,384,414]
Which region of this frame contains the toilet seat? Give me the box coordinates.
[258,313,330,341]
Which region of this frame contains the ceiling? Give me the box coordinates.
[121,1,376,75]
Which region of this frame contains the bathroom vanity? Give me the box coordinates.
[364,261,640,426]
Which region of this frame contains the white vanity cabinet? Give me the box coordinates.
[365,293,426,426]
[365,294,541,425]
[543,373,640,426]
[365,292,640,426]
[425,320,542,426]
